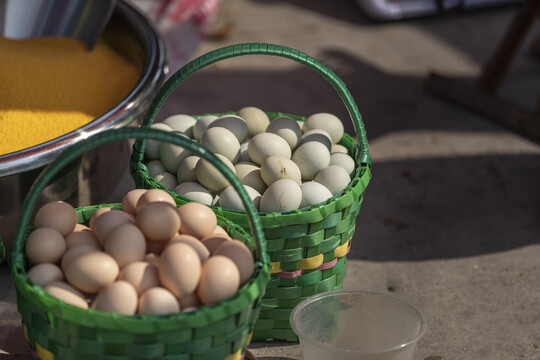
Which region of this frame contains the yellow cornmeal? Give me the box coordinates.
[0,37,140,155]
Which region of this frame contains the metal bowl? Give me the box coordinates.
[0,0,166,250]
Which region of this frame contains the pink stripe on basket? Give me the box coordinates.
[316,257,338,271]
[274,269,304,278]
[272,241,353,279]
[28,347,39,359]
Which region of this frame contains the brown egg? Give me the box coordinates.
[178,202,217,239]
[200,234,231,254]
[92,281,138,315]
[146,239,168,255]
[136,202,181,241]
[92,210,135,245]
[72,223,91,233]
[158,242,201,299]
[64,251,119,294]
[213,225,229,236]
[103,223,146,268]
[144,253,160,266]
[119,261,160,295]
[44,281,88,309]
[65,228,100,249]
[89,207,112,229]
[61,244,100,271]
[34,201,77,236]
[136,189,176,212]
[214,240,255,285]
[138,287,180,315]
[25,227,66,264]
[168,234,210,263]
[27,263,64,286]
[122,189,148,216]
[179,292,201,308]
[197,255,240,305]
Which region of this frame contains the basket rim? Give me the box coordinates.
[11,204,270,333]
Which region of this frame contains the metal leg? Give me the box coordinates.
[424,0,540,143]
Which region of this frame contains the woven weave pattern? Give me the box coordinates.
[10,128,271,359]
[131,43,372,341]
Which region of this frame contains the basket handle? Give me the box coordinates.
[134,43,371,167]
[10,127,269,269]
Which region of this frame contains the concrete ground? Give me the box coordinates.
[1,1,539,359]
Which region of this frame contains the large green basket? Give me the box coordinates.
[131,43,372,341]
[9,128,271,360]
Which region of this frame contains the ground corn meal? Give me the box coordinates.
[0,37,140,156]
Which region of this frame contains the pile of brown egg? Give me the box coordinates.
[25,189,255,315]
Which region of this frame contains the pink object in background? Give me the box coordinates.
[131,0,221,75]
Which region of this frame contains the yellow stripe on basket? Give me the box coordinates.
[298,253,324,270]
[36,342,54,360]
[245,331,253,346]
[335,239,351,258]
[271,262,282,274]
[224,348,242,360]
[23,324,28,341]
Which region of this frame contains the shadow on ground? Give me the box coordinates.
[353,153,540,262]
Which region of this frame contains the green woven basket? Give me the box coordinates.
[131,43,372,341]
[9,128,271,360]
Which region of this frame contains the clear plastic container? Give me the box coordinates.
[290,290,427,360]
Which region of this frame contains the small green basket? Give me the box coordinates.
[131,43,372,341]
[9,128,271,360]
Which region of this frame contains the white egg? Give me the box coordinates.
[154,172,178,190]
[146,160,167,178]
[266,116,302,150]
[212,194,220,206]
[331,144,349,154]
[300,182,333,208]
[330,153,356,177]
[159,131,191,173]
[219,185,261,211]
[292,141,331,180]
[299,129,333,151]
[195,154,236,192]
[193,115,218,141]
[145,123,172,160]
[177,155,200,184]
[162,114,197,138]
[174,182,213,205]
[208,114,248,142]
[237,106,269,137]
[259,179,302,212]
[314,165,351,195]
[247,133,291,165]
[201,127,241,163]
[239,141,250,162]
[304,113,345,143]
[234,162,267,194]
[260,156,302,186]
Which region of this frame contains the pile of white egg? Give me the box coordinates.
[144,107,356,212]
